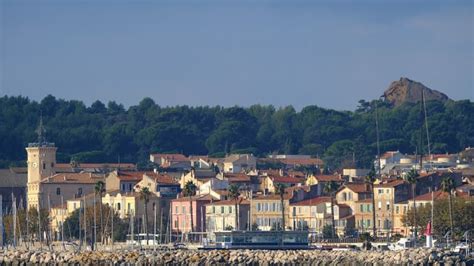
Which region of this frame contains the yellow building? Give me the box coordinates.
[289,197,331,234]
[373,179,410,236]
[102,191,161,220]
[336,183,372,213]
[250,194,291,231]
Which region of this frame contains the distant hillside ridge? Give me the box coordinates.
[383,77,450,106]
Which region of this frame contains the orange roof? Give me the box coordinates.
[116,171,146,181]
[312,175,343,182]
[271,176,302,184]
[343,183,371,193]
[41,173,104,184]
[412,190,470,201]
[288,170,306,178]
[375,179,406,188]
[290,197,331,206]
[149,173,177,185]
[56,163,135,169]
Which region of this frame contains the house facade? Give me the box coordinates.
[205,199,250,233]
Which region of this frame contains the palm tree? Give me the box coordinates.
[94,181,106,243]
[228,184,241,230]
[404,169,418,239]
[365,169,377,237]
[139,187,151,245]
[324,181,339,238]
[441,176,454,236]
[183,181,197,239]
[274,183,287,231]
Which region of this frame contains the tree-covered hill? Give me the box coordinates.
[0,95,473,169]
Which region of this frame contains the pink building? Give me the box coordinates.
[171,194,216,234]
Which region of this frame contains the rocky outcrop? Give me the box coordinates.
[383,77,449,106]
[0,247,472,265]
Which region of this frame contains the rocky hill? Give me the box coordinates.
[383,77,450,106]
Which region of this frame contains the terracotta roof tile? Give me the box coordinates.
[343,183,371,193]
[41,173,104,184]
[290,197,331,206]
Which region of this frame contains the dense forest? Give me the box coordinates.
[0,95,473,170]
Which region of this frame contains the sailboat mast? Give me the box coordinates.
[375,100,382,178]
[422,89,435,236]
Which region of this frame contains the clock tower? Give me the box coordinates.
[26,116,57,209]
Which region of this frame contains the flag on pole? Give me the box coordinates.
[424,220,432,236]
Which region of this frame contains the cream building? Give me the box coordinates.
[102,191,161,220]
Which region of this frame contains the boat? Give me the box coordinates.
[388,237,416,251]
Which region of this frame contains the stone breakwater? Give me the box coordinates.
[0,248,472,265]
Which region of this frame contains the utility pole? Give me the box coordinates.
[93,194,97,251]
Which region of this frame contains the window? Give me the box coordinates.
[378,201,382,210]
[386,202,390,211]
[378,189,383,194]
[367,219,371,226]
[378,220,381,227]
[403,206,407,214]
[386,189,390,194]
[221,206,225,214]
[348,192,353,200]
[43,163,46,170]
[117,203,121,210]
[78,187,83,196]
[212,206,215,213]
[128,183,132,191]
[128,203,131,212]
[182,206,186,214]
[175,206,179,214]
[395,206,399,214]
[174,220,178,228]
[121,184,125,191]
[367,204,371,212]
[229,206,232,213]
[257,203,261,212]
[56,187,61,195]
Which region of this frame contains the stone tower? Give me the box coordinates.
[26,117,57,210]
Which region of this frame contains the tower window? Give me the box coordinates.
[56,187,61,195]
[43,163,46,169]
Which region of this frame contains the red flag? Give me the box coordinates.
[424,221,432,236]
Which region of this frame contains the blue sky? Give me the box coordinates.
[1,0,472,110]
